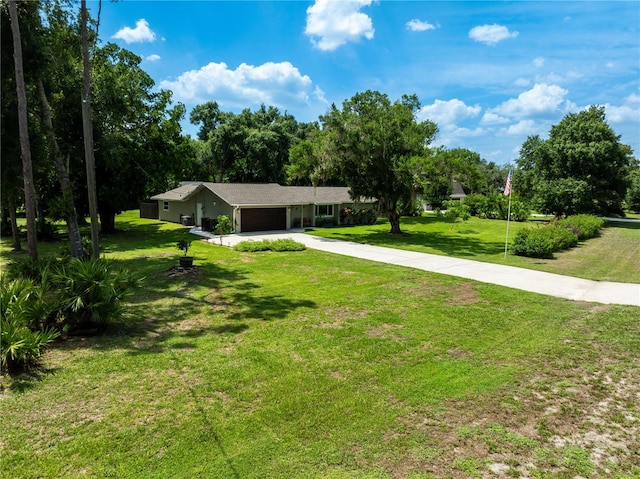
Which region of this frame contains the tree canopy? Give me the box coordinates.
[319,91,438,234]
[517,106,632,217]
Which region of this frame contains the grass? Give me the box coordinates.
[306,214,640,283]
[1,211,639,478]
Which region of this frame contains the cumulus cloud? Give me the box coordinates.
[406,19,438,32]
[145,54,161,62]
[604,93,640,123]
[305,0,375,51]
[533,57,545,68]
[503,119,538,136]
[468,24,518,45]
[112,19,156,44]
[481,111,510,125]
[416,99,482,125]
[159,61,316,109]
[490,83,570,118]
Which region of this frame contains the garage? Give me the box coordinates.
[240,207,286,232]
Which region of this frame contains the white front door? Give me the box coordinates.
[196,202,203,226]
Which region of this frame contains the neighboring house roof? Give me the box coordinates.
[450,181,467,200]
[150,182,374,206]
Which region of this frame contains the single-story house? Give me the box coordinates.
[149,182,376,232]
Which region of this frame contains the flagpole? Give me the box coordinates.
[503,169,513,259]
[504,188,512,258]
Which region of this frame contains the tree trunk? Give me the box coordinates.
[7,196,22,252]
[37,78,84,258]
[99,207,116,235]
[388,210,403,235]
[8,0,38,260]
[81,0,101,259]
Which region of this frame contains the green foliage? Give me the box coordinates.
[233,239,306,252]
[0,276,59,372]
[462,193,529,221]
[626,168,640,213]
[511,219,593,258]
[176,239,191,256]
[558,215,605,240]
[340,207,377,226]
[319,90,438,234]
[51,258,141,330]
[443,200,471,229]
[511,228,556,259]
[517,106,632,216]
[215,215,233,234]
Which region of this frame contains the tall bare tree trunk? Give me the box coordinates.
[37,78,84,258]
[8,0,38,260]
[80,0,100,258]
[7,196,22,252]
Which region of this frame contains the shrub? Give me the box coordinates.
[1,276,59,372]
[51,258,141,331]
[233,239,306,252]
[511,224,578,258]
[443,200,470,228]
[546,225,579,251]
[558,215,605,240]
[462,194,487,216]
[511,228,555,259]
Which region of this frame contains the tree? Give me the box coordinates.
[517,106,632,217]
[320,91,438,234]
[8,0,38,260]
[91,43,189,233]
[626,167,640,213]
[80,0,100,257]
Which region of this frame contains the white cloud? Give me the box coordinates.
[416,99,482,125]
[112,19,156,44]
[604,93,640,123]
[159,61,316,109]
[514,78,531,87]
[305,0,375,51]
[533,57,545,68]
[406,19,438,32]
[468,24,518,46]
[491,83,570,118]
[481,112,510,125]
[503,120,538,136]
[145,54,161,62]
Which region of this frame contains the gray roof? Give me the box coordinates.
[151,182,374,206]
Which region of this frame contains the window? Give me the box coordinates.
[315,204,333,216]
[163,201,169,211]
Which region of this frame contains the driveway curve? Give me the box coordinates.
[195,228,640,307]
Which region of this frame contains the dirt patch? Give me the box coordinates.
[156,265,202,278]
[367,323,404,341]
[379,355,639,478]
[445,282,487,306]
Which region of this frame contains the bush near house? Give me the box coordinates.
[233,239,306,252]
[339,207,377,225]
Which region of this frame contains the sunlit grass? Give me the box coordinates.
[306,214,639,283]
[1,211,638,478]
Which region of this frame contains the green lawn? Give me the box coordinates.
[1,211,639,478]
[306,214,640,283]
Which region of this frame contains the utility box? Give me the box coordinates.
[181,215,194,226]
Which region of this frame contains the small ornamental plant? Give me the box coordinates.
[176,239,191,256]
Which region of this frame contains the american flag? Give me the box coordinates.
[504,169,513,196]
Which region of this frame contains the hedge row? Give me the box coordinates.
[233,238,306,252]
[511,215,605,258]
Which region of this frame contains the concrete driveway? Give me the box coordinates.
[193,228,640,307]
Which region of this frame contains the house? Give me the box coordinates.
[149,182,376,232]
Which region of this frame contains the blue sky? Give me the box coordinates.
[95,0,639,165]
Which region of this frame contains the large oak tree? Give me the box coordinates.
[517,106,632,217]
[319,91,438,234]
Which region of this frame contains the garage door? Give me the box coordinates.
[241,208,286,232]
